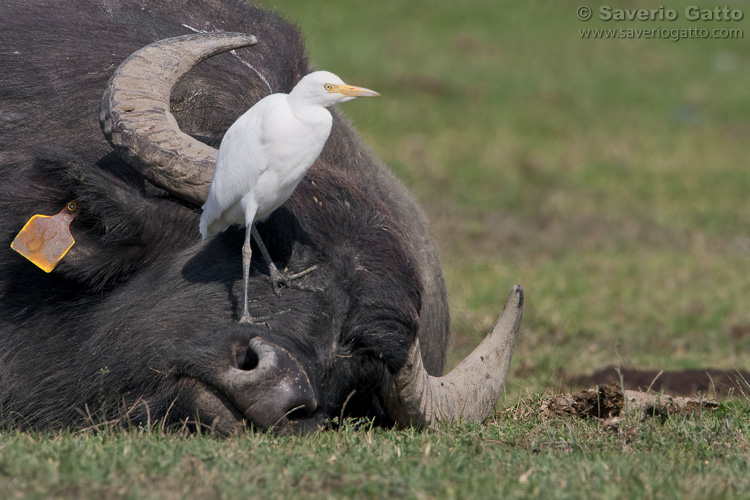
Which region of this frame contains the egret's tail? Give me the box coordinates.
[200,202,229,241]
[199,206,213,241]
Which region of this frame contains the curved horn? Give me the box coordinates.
[385,285,523,429]
[100,33,258,206]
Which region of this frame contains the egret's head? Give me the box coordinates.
[290,71,380,107]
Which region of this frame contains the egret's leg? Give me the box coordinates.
[251,225,319,296]
[239,222,254,323]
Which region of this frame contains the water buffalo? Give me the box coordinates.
[0,0,522,433]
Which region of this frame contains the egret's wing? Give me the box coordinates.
[200,96,282,235]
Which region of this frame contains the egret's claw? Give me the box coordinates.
[238,313,270,325]
[268,263,321,296]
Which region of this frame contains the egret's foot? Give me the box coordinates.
[238,311,274,324]
[284,264,319,281]
[269,263,321,296]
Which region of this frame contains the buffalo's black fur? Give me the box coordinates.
[0,0,449,430]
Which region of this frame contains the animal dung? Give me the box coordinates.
[543,383,718,421]
[11,201,80,272]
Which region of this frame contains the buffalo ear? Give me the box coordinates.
[10,149,196,290]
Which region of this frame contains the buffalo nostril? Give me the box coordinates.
[219,338,317,431]
[236,347,259,371]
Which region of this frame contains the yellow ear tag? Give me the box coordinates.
[11,201,81,273]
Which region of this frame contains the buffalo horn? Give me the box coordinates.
[100,33,258,206]
[384,285,523,429]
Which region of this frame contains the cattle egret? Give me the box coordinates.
[199,70,380,322]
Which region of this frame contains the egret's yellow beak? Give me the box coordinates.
[332,84,380,98]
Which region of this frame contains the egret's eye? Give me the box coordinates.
[67,202,77,211]
[324,83,334,91]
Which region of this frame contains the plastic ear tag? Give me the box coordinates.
[11,201,81,273]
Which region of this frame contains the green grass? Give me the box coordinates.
[4,0,750,497]
[3,398,750,499]
[265,0,750,392]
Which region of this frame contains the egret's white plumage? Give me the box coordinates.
[199,70,379,321]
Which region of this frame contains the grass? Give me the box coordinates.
[265,0,750,395]
[3,0,750,497]
[3,398,750,499]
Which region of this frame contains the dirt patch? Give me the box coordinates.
[730,324,750,340]
[544,383,718,421]
[545,383,624,419]
[569,366,750,397]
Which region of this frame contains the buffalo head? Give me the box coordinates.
[0,4,522,434]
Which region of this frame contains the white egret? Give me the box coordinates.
[199,70,380,322]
